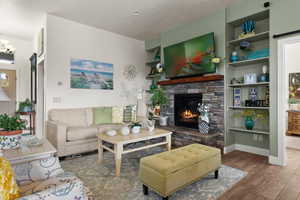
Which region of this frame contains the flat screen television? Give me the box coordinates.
[164,32,216,79]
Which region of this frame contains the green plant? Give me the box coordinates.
[0,114,26,131]
[18,98,32,112]
[129,121,142,128]
[150,88,168,107]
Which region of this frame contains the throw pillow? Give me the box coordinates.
[93,107,113,125]
[112,106,123,123]
[123,105,137,123]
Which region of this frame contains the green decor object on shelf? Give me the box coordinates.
[233,109,267,130]
[245,116,255,130]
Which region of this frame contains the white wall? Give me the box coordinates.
[286,43,300,74]
[0,35,32,104]
[45,15,148,117]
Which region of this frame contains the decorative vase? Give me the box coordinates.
[198,117,210,134]
[0,130,23,150]
[159,116,168,126]
[120,126,130,136]
[131,126,141,134]
[22,106,32,112]
[245,117,255,130]
[146,120,155,132]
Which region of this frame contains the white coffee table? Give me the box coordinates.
[97,128,172,176]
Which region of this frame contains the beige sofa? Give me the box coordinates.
[47,107,124,157]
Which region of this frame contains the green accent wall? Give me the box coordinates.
[145,0,300,157]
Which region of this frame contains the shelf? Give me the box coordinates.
[146,60,160,66]
[146,74,160,80]
[228,57,269,67]
[157,74,224,85]
[229,106,269,110]
[229,127,270,135]
[228,82,269,87]
[228,31,269,46]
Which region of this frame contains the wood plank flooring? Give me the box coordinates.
[219,148,300,200]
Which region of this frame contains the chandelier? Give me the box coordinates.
[0,39,15,64]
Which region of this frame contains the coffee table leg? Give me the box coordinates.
[98,138,103,163]
[114,143,123,176]
[166,135,171,151]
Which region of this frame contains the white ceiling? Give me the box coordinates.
[0,0,238,41]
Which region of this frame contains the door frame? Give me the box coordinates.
[277,34,300,166]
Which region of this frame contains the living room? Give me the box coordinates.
[1,0,300,200]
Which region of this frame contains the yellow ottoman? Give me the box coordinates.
[139,144,221,200]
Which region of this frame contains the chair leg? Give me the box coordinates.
[162,196,169,200]
[215,170,219,179]
[143,184,148,195]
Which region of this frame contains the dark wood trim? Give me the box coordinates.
[157,75,224,86]
[273,29,300,39]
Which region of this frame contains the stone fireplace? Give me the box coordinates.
[159,76,224,149]
[174,93,202,129]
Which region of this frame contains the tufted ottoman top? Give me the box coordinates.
[140,144,220,176]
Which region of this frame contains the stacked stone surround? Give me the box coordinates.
[160,80,224,148]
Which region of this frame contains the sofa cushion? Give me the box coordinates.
[112,106,123,123]
[49,108,88,127]
[93,107,112,124]
[67,127,98,141]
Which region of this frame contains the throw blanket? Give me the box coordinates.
[0,157,19,200]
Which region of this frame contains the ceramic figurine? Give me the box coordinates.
[106,130,117,137]
[230,51,239,62]
[239,20,256,39]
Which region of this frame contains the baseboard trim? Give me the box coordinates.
[224,144,269,156]
[223,145,235,154]
[269,155,285,166]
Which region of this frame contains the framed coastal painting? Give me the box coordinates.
[70,58,113,90]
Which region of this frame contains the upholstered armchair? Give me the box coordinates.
[11,156,93,200]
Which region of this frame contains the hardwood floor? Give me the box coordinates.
[219,148,300,200]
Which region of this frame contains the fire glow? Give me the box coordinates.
[181,110,198,119]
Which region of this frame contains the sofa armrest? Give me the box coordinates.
[46,121,67,151]
[17,178,88,200]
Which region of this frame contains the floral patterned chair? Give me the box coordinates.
[11,156,93,200]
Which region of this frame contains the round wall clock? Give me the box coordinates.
[123,65,137,80]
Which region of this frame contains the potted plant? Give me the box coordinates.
[288,98,300,110]
[18,98,33,112]
[129,121,142,134]
[150,87,168,117]
[233,110,266,130]
[0,114,26,149]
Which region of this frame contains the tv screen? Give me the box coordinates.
[164,32,216,79]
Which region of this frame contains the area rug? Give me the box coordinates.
[61,147,246,200]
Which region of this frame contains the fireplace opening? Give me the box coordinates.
[174,93,202,129]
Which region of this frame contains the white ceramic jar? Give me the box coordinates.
[120,126,130,136]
